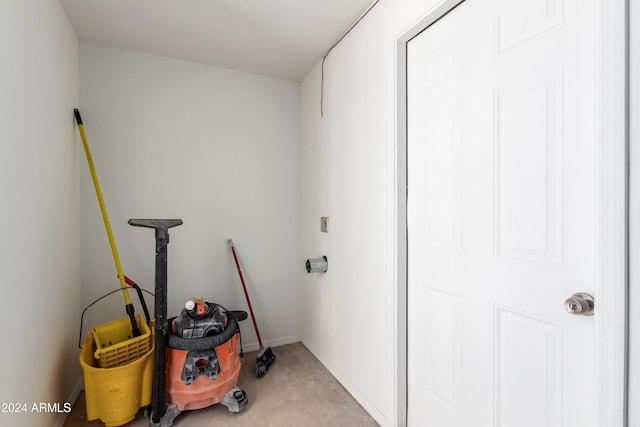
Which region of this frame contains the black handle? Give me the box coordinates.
[73,108,83,125]
[124,275,151,326]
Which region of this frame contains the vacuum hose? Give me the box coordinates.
[168,315,239,351]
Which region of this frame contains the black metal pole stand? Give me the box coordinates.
[128,219,183,427]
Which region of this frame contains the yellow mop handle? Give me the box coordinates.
[74,109,132,307]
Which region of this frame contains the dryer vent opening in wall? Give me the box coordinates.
[306,256,328,273]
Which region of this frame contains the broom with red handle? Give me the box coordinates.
[229,239,275,377]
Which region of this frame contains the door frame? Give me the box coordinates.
[392,0,628,425]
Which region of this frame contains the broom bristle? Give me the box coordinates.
[256,347,276,378]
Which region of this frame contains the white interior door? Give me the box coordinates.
[406,0,599,425]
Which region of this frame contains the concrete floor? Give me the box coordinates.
[64,342,379,427]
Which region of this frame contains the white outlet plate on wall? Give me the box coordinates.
[320,216,328,233]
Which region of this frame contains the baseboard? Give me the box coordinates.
[239,335,301,353]
[54,376,83,427]
[300,338,387,426]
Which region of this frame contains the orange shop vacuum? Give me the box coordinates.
[128,219,248,427]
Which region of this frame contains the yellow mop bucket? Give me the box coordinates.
[79,315,154,427]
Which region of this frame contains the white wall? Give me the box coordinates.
[78,42,301,351]
[299,1,443,425]
[0,2,80,427]
[629,0,638,424]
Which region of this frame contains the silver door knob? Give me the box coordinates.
[564,293,594,316]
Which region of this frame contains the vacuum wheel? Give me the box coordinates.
[232,388,248,411]
[221,387,248,413]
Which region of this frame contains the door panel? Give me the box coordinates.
[407,0,596,425]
